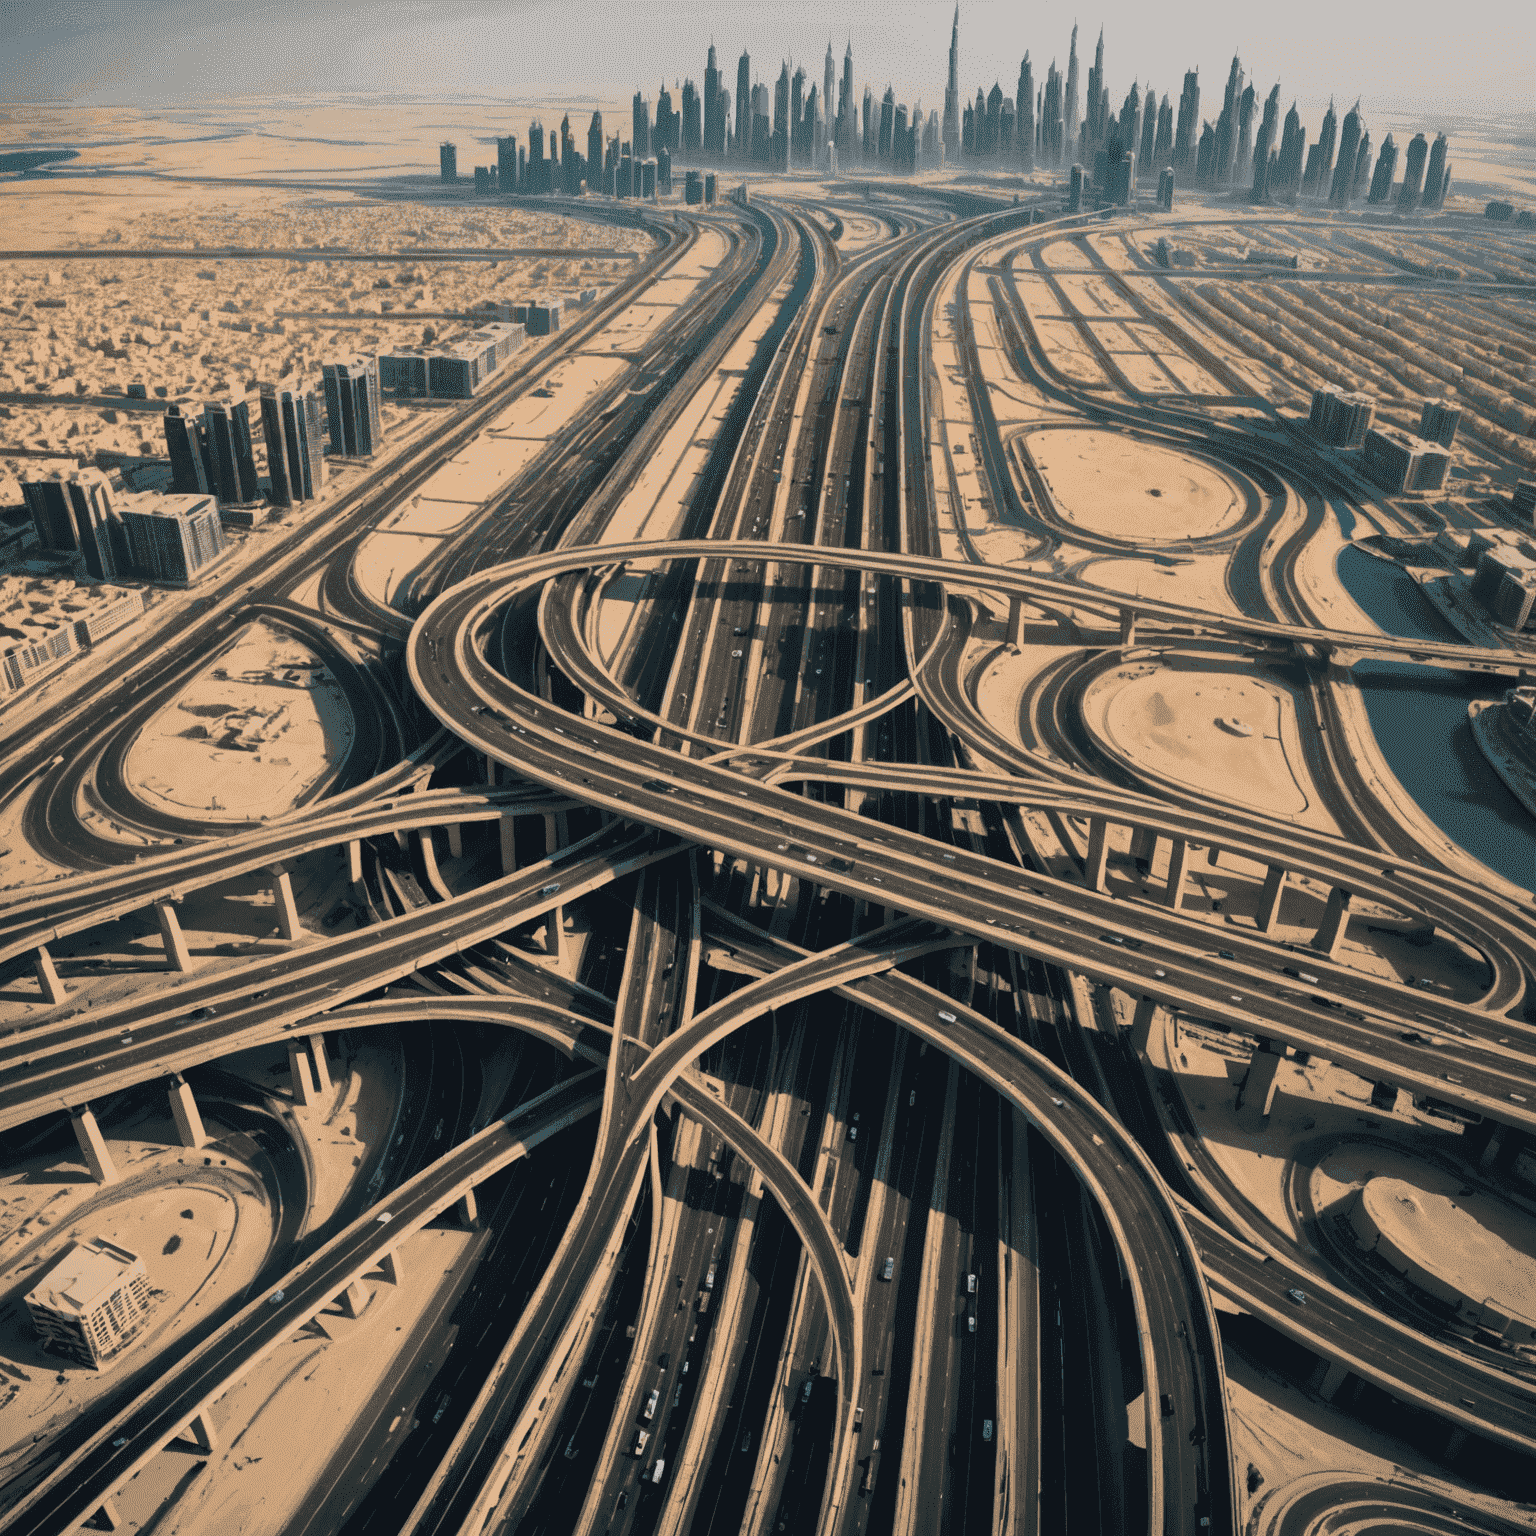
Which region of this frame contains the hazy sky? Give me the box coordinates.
[1,0,1528,123]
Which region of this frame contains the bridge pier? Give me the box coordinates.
[1255,865,1287,934]
[458,1188,480,1227]
[70,1105,119,1185]
[1006,595,1025,648]
[1129,995,1159,1053]
[89,1500,125,1531]
[546,908,565,965]
[1164,839,1192,910]
[1313,887,1354,958]
[1118,607,1138,647]
[183,1409,218,1453]
[1315,1359,1352,1401]
[308,1033,332,1096]
[167,1073,208,1149]
[378,1249,404,1285]
[287,1041,318,1107]
[1084,817,1111,891]
[1239,1040,1286,1119]
[32,944,65,1005]
[1129,826,1156,870]
[446,823,463,859]
[269,866,300,941]
[500,816,517,874]
[336,1277,369,1320]
[154,899,191,972]
[346,838,363,885]
[417,828,442,890]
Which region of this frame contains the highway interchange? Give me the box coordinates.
[3,181,1536,1536]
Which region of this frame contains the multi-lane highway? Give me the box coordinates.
[4,184,1535,1536]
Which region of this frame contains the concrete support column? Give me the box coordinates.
[336,1278,368,1319]
[1239,1041,1286,1119]
[184,1410,218,1453]
[1314,886,1354,958]
[543,812,559,858]
[270,867,300,941]
[154,900,191,972]
[1007,594,1025,647]
[1129,994,1159,1054]
[446,823,463,859]
[32,945,66,1005]
[499,815,517,874]
[167,1073,208,1149]
[546,907,565,966]
[1316,1360,1352,1401]
[1118,606,1138,647]
[70,1106,118,1185]
[1479,1126,1505,1172]
[457,1188,479,1227]
[1129,826,1156,868]
[287,1042,317,1107]
[484,754,497,787]
[378,1249,404,1285]
[92,1501,125,1531]
[1084,817,1111,892]
[346,839,363,885]
[417,828,442,891]
[1255,864,1287,934]
[1369,1081,1408,1115]
[1163,838,1192,910]
[308,1034,332,1096]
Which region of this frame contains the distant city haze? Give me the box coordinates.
[2,0,1528,120]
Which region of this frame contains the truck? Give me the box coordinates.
[705,1263,716,1291]
[643,1389,658,1421]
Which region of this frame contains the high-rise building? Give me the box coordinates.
[1119,81,1142,174]
[1139,91,1159,174]
[162,403,211,495]
[1251,85,1280,200]
[120,492,226,584]
[680,80,699,154]
[1398,132,1429,210]
[1173,70,1200,176]
[201,397,260,505]
[1367,134,1398,203]
[25,1238,152,1370]
[736,51,752,159]
[632,91,651,159]
[1068,26,1085,150]
[791,66,806,165]
[1305,98,1337,196]
[1212,54,1242,184]
[1330,101,1363,206]
[1309,386,1376,447]
[705,44,724,155]
[1157,166,1175,210]
[21,468,125,579]
[822,44,836,165]
[1421,398,1462,447]
[1017,55,1035,170]
[1067,163,1084,211]
[1152,97,1173,169]
[321,358,381,459]
[1235,83,1256,183]
[879,86,896,160]
[497,136,517,193]
[1351,131,1374,201]
[439,143,457,182]
[839,41,855,162]
[259,383,326,507]
[1276,102,1305,200]
[861,84,874,160]
[942,6,961,160]
[1042,62,1064,167]
[587,113,604,192]
[774,63,790,170]
[1423,133,1449,209]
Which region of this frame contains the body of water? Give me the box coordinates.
[1336,545,1536,892]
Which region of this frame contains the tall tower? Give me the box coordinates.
[736,51,751,158]
[1068,26,1085,149]
[1330,100,1362,204]
[1017,53,1034,170]
[840,39,855,156]
[942,7,961,160]
[1423,132,1449,208]
[824,43,836,162]
[705,43,723,155]
[1398,130,1429,210]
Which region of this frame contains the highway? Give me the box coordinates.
[5,189,1535,1536]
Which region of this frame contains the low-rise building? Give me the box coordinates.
[24,1237,153,1370]
[1361,426,1451,495]
[0,572,147,698]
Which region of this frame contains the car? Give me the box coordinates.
[882,1256,895,1281]
[705,1263,716,1290]
[982,1420,993,1442]
[1160,1393,1175,1417]
[540,882,561,896]
[564,1434,579,1459]
[909,1090,916,1107]
[376,1212,392,1224]
[112,1436,129,1448]
[617,1491,628,1510]
[268,1289,286,1305]
[190,1006,216,1021]
[937,1010,958,1025]
[634,1430,650,1456]
[643,1389,659,1421]
[1286,1288,1307,1305]
[854,1406,864,1428]
[652,1459,666,1484]
[733,626,746,635]
[847,1111,860,1141]
[966,1272,977,1294]
[802,1378,815,1402]
[659,1351,669,1368]
[967,1313,976,1333]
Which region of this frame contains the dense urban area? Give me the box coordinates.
[2,8,1536,1536]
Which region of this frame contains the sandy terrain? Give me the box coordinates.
[123,620,353,822]
[1026,428,1245,543]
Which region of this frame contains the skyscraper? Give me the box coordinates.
[1251,85,1280,201]
[942,7,960,160]
[823,44,836,164]
[1351,130,1373,201]
[588,113,604,191]
[1235,83,1256,184]
[163,403,211,495]
[791,66,806,165]
[1213,55,1242,184]
[705,44,724,155]
[1423,132,1450,209]
[879,87,896,159]
[632,91,651,158]
[1398,131,1429,210]
[840,41,855,159]
[21,468,124,580]
[1367,133,1398,203]
[1327,101,1362,204]
[774,63,790,170]
[861,84,874,160]
[1140,90,1159,173]
[321,358,381,459]
[202,396,260,505]
[1276,102,1305,200]
[497,136,517,192]
[1042,61,1064,167]
[736,51,752,159]
[1173,71,1200,175]
[1017,54,1034,171]
[680,80,699,154]
[1153,97,1173,168]
[439,143,457,182]
[1306,99,1337,196]
[260,383,326,507]
[1067,26,1084,150]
